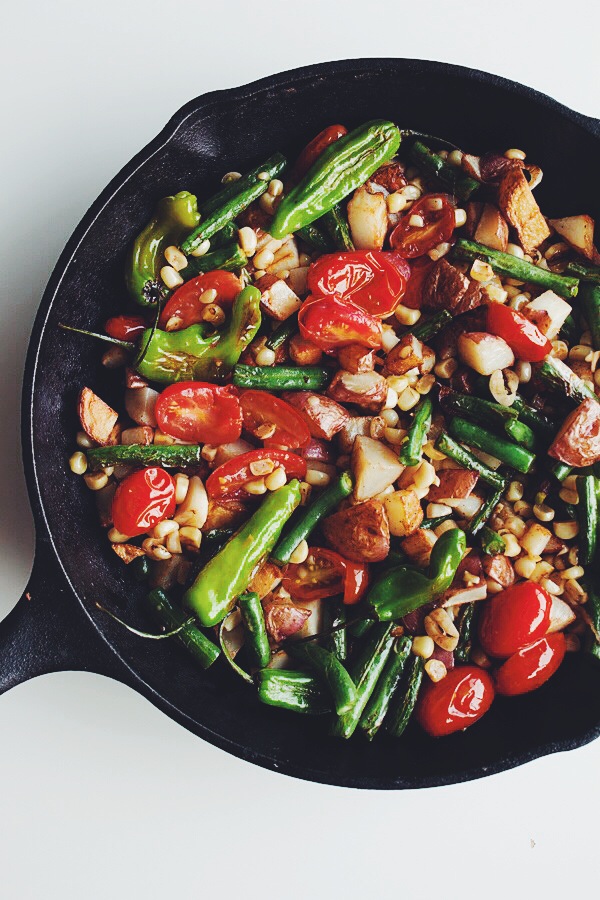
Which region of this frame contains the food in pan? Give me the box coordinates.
[65,119,600,740]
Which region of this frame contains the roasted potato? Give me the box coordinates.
[321,499,390,562]
[352,435,405,501]
[336,344,376,374]
[111,543,146,564]
[422,259,484,316]
[289,334,323,365]
[282,391,349,441]
[78,387,119,446]
[383,489,423,537]
[203,498,249,531]
[400,528,437,567]
[474,203,509,252]
[497,167,550,252]
[427,468,479,502]
[457,332,515,375]
[549,399,600,467]
[347,185,388,250]
[337,416,372,454]
[248,560,283,599]
[256,274,302,321]
[382,334,435,377]
[549,215,600,263]
[327,370,388,412]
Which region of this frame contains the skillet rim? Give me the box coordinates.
[21,57,600,788]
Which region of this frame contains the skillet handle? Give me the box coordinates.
[0,537,131,695]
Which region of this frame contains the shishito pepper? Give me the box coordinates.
[183,480,301,627]
[269,120,401,239]
[135,285,261,384]
[369,528,467,621]
[126,191,200,307]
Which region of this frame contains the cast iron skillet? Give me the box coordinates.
[3,59,600,789]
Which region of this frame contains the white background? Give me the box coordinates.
[1,2,599,897]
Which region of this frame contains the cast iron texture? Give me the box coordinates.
[4,58,600,789]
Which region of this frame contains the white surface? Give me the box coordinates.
[1,2,599,897]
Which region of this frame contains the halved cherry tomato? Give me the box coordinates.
[283,547,368,604]
[298,296,383,351]
[111,467,176,537]
[206,449,306,498]
[494,634,566,696]
[307,251,410,318]
[105,315,147,341]
[416,665,495,737]
[390,194,455,258]
[239,390,310,450]
[487,303,552,362]
[478,582,552,658]
[292,124,348,181]
[155,382,242,445]
[158,270,243,330]
[400,256,436,309]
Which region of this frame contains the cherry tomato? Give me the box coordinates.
[239,390,310,450]
[494,634,566,696]
[105,315,147,341]
[155,382,242,445]
[486,303,552,362]
[111,467,176,537]
[292,124,348,180]
[282,547,366,604]
[416,665,495,737]
[400,256,436,309]
[390,194,455,258]
[478,582,552,658]
[206,449,307,498]
[158,270,243,330]
[307,251,410,318]
[298,296,383,351]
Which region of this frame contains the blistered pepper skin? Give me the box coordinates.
[134,286,261,384]
[269,120,401,240]
[125,191,200,308]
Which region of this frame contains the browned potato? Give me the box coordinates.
[327,370,387,412]
[549,215,600,263]
[474,203,509,252]
[263,601,311,643]
[370,162,406,192]
[203,498,249,531]
[400,528,437,567]
[347,185,388,250]
[337,416,372,454]
[336,344,375,374]
[549,399,600,467]
[422,259,484,315]
[282,391,349,440]
[289,334,323,365]
[482,554,515,588]
[255,274,302,321]
[383,489,423,537]
[352,436,405,501]
[382,334,435,377]
[111,543,146,564]
[497,167,550,252]
[427,469,479,502]
[248,560,283,599]
[457,332,515,375]
[321,499,390,563]
[78,387,119,446]
[121,425,154,445]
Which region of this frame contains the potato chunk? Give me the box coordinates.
[383,489,423,537]
[78,387,118,446]
[497,167,550,252]
[351,435,405,501]
[321,500,390,562]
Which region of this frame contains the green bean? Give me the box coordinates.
[421,515,452,530]
[410,141,479,200]
[290,643,356,716]
[511,394,558,439]
[537,356,598,405]
[449,417,536,474]
[331,623,394,739]
[256,669,331,714]
[232,364,330,391]
[386,656,424,737]
[359,636,412,740]
[551,462,573,482]
[297,223,333,252]
[439,390,517,431]
[467,488,504,536]
[577,475,599,566]
[504,418,537,451]
[266,313,298,351]
[411,309,452,342]
[272,471,353,565]
[565,260,600,285]
[179,242,247,280]
[181,154,287,253]
[455,603,476,664]
[435,433,507,490]
[88,444,202,469]
[480,525,505,555]
[399,397,433,467]
[238,592,271,669]
[321,203,354,250]
[580,283,600,350]
[327,599,347,662]
[453,239,579,298]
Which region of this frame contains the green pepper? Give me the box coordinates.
[135,285,261,384]
[183,480,301,627]
[125,191,200,308]
[369,528,467,621]
[269,120,401,239]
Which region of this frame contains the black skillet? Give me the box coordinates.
[3,59,600,788]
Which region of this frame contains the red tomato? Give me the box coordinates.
[298,296,383,351]
[283,547,369,604]
[239,391,310,450]
[487,303,552,362]
[416,666,495,737]
[155,382,242,445]
[390,194,455,258]
[494,634,566,696]
[111,467,176,537]
[292,124,348,180]
[206,449,307,498]
[105,315,147,341]
[158,270,242,329]
[307,251,410,318]
[401,257,436,309]
[478,582,552,658]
